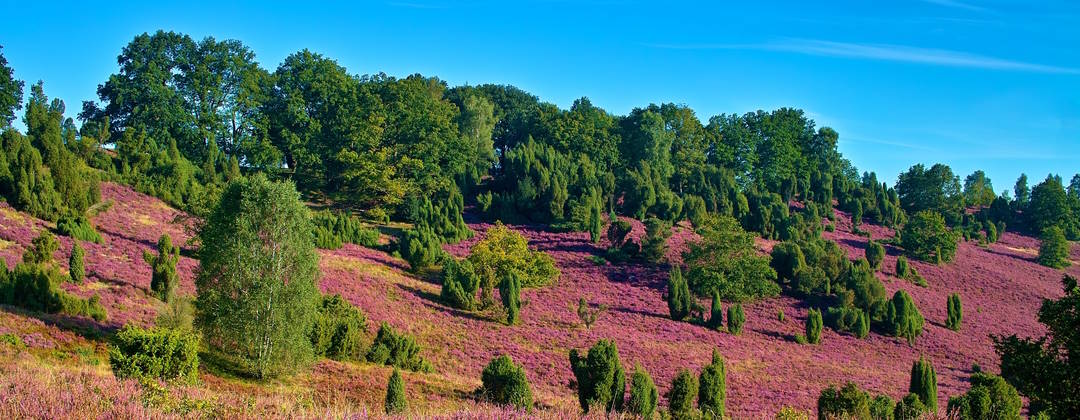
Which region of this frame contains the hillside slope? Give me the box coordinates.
[1,182,1077,418]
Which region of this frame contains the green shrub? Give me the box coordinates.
[499,272,522,325]
[901,211,959,264]
[385,368,407,415]
[667,368,698,420]
[310,294,368,361]
[806,308,823,344]
[641,217,672,263]
[885,290,925,345]
[727,304,745,335]
[0,261,106,321]
[775,406,810,420]
[708,290,723,330]
[817,382,870,420]
[894,393,926,420]
[312,226,342,250]
[109,325,199,382]
[480,355,533,410]
[400,226,442,272]
[684,215,779,302]
[667,265,692,322]
[698,349,727,418]
[468,222,559,306]
[23,231,58,265]
[866,241,885,271]
[627,365,658,419]
[57,216,103,244]
[909,357,937,413]
[366,323,431,372]
[825,306,868,338]
[569,339,624,413]
[946,372,1021,420]
[856,310,870,339]
[770,241,805,283]
[68,240,85,284]
[946,293,962,331]
[985,222,999,243]
[895,255,910,278]
[144,233,180,302]
[1037,226,1070,269]
[577,297,606,329]
[311,210,380,249]
[683,194,708,227]
[440,258,479,310]
[870,394,895,420]
[794,266,829,296]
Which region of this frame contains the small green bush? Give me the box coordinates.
[770,242,806,282]
[57,216,103,244]
[946,372,1021,420]
[569,339,625,413]
[909,357,937,413]
[400,226,442,272]
[310,294,368,361]
[708,290,723,330]
[895,255,910,278]
[480,355,533,410]
[667,265,692,322]
[866,241,885,271]
[366,323,431,372]
[109,325,199,382]
[667,368,698,420]
[698,349,727,418]
[946,293,962,331]
[499,273,522,325]
[69,240,85,284]
[23,231,58,265]
[870,394,895,420]
[627,365,658,419]
[641,217,672,263]
[894,393,926,420]
[806,308,823,345]
[885,290,925,345]
[727,304,745,335]
[385,368,407,415]
[440,258,479,310]
[818,382,870,420]
[144,233,180,302]
[1037,226,1071,269]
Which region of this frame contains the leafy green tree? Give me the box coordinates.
[806,308,823,344]
[194,175,320,379]
[994,275,1080,418]
[667,368,698,420]
[569,339,625,413]
[896,163,963,221]
[468,222,559,306]
[480,355,533,410]
[0,46,23,127]
[963,170,996,207]
[886,290,925,345]
[901,210,959,264]
[627,365,658,418]
[144,233,180,302]
[684,215,779,301]
[385,368,407,415]
[909,357,938,413]
[896,255,910,278]
[1014,174,1030,209]
[770,241,806,283]
[68,240,85,284]
[946,293,963,331]
[946,372,1021,420]
[728,304,745,335]
[499,273,522,325]
[667,265,692,322]
[866,241,885,271]
[1037,226,1070,269]
[1029,175,1072,234]
[0,130,63,221]
[698,349,727,418]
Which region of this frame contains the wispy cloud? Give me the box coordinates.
[646,39,1080,74]
[921,0,989,13]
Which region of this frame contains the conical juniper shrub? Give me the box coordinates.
[568,339,625,413]
[909,357,937,413]
[697,349,727,418]
[626,364,658,418]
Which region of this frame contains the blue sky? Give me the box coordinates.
[1,0,1077,186]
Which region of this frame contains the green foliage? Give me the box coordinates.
[1037,226,1071,269]
[366,323,432,373]
[806,308,823,344]
[0,46,23,127]
[886,291,925,345]
[684,215,779,302]
[817,382,870,420]
[667,368,698,420]
[569,339,625,413]
[0,130,63,221]
[893,393,926,420]
[963,170,997,207]
[310,210,379,250]
[68,240,85,284]
[946,293,963,331]
[909,357,937,413]
[310,294,368,361]
[870,395,895,420]
[641,217,672,263]
[109,325,199,382]
[708,290,724,330]
[698,349,727,418]
[385,368,407,415]
[825,306,869,338]
[946,372,1021,420]
[24,230,58,265]
[400,226,442,272]
[667,265,692,322]
[837,259,889,321]
[1029,175,1075,236]
[895,256,910,278]
[155,295,195,332]
[627,365,658,419]
[901,210,959,264]
[605,219,637,262]
[683,194,708,227]
[866,241,885,271]
[895,163,963,222]
[486,138,606,227]
[727,304,745,335]
[577,297,606,329]
[993,274,1080,418]
[194,175,320,379]
[440,258,479,310]
[479,355,533,410]
[770,241,806,283]
[57,216,103,244]
[144,233,180,302]
[499,273,522,325]
[0,257,106,321]
[468,222,559,307]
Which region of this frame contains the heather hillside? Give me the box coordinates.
[1,182,1075,418]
